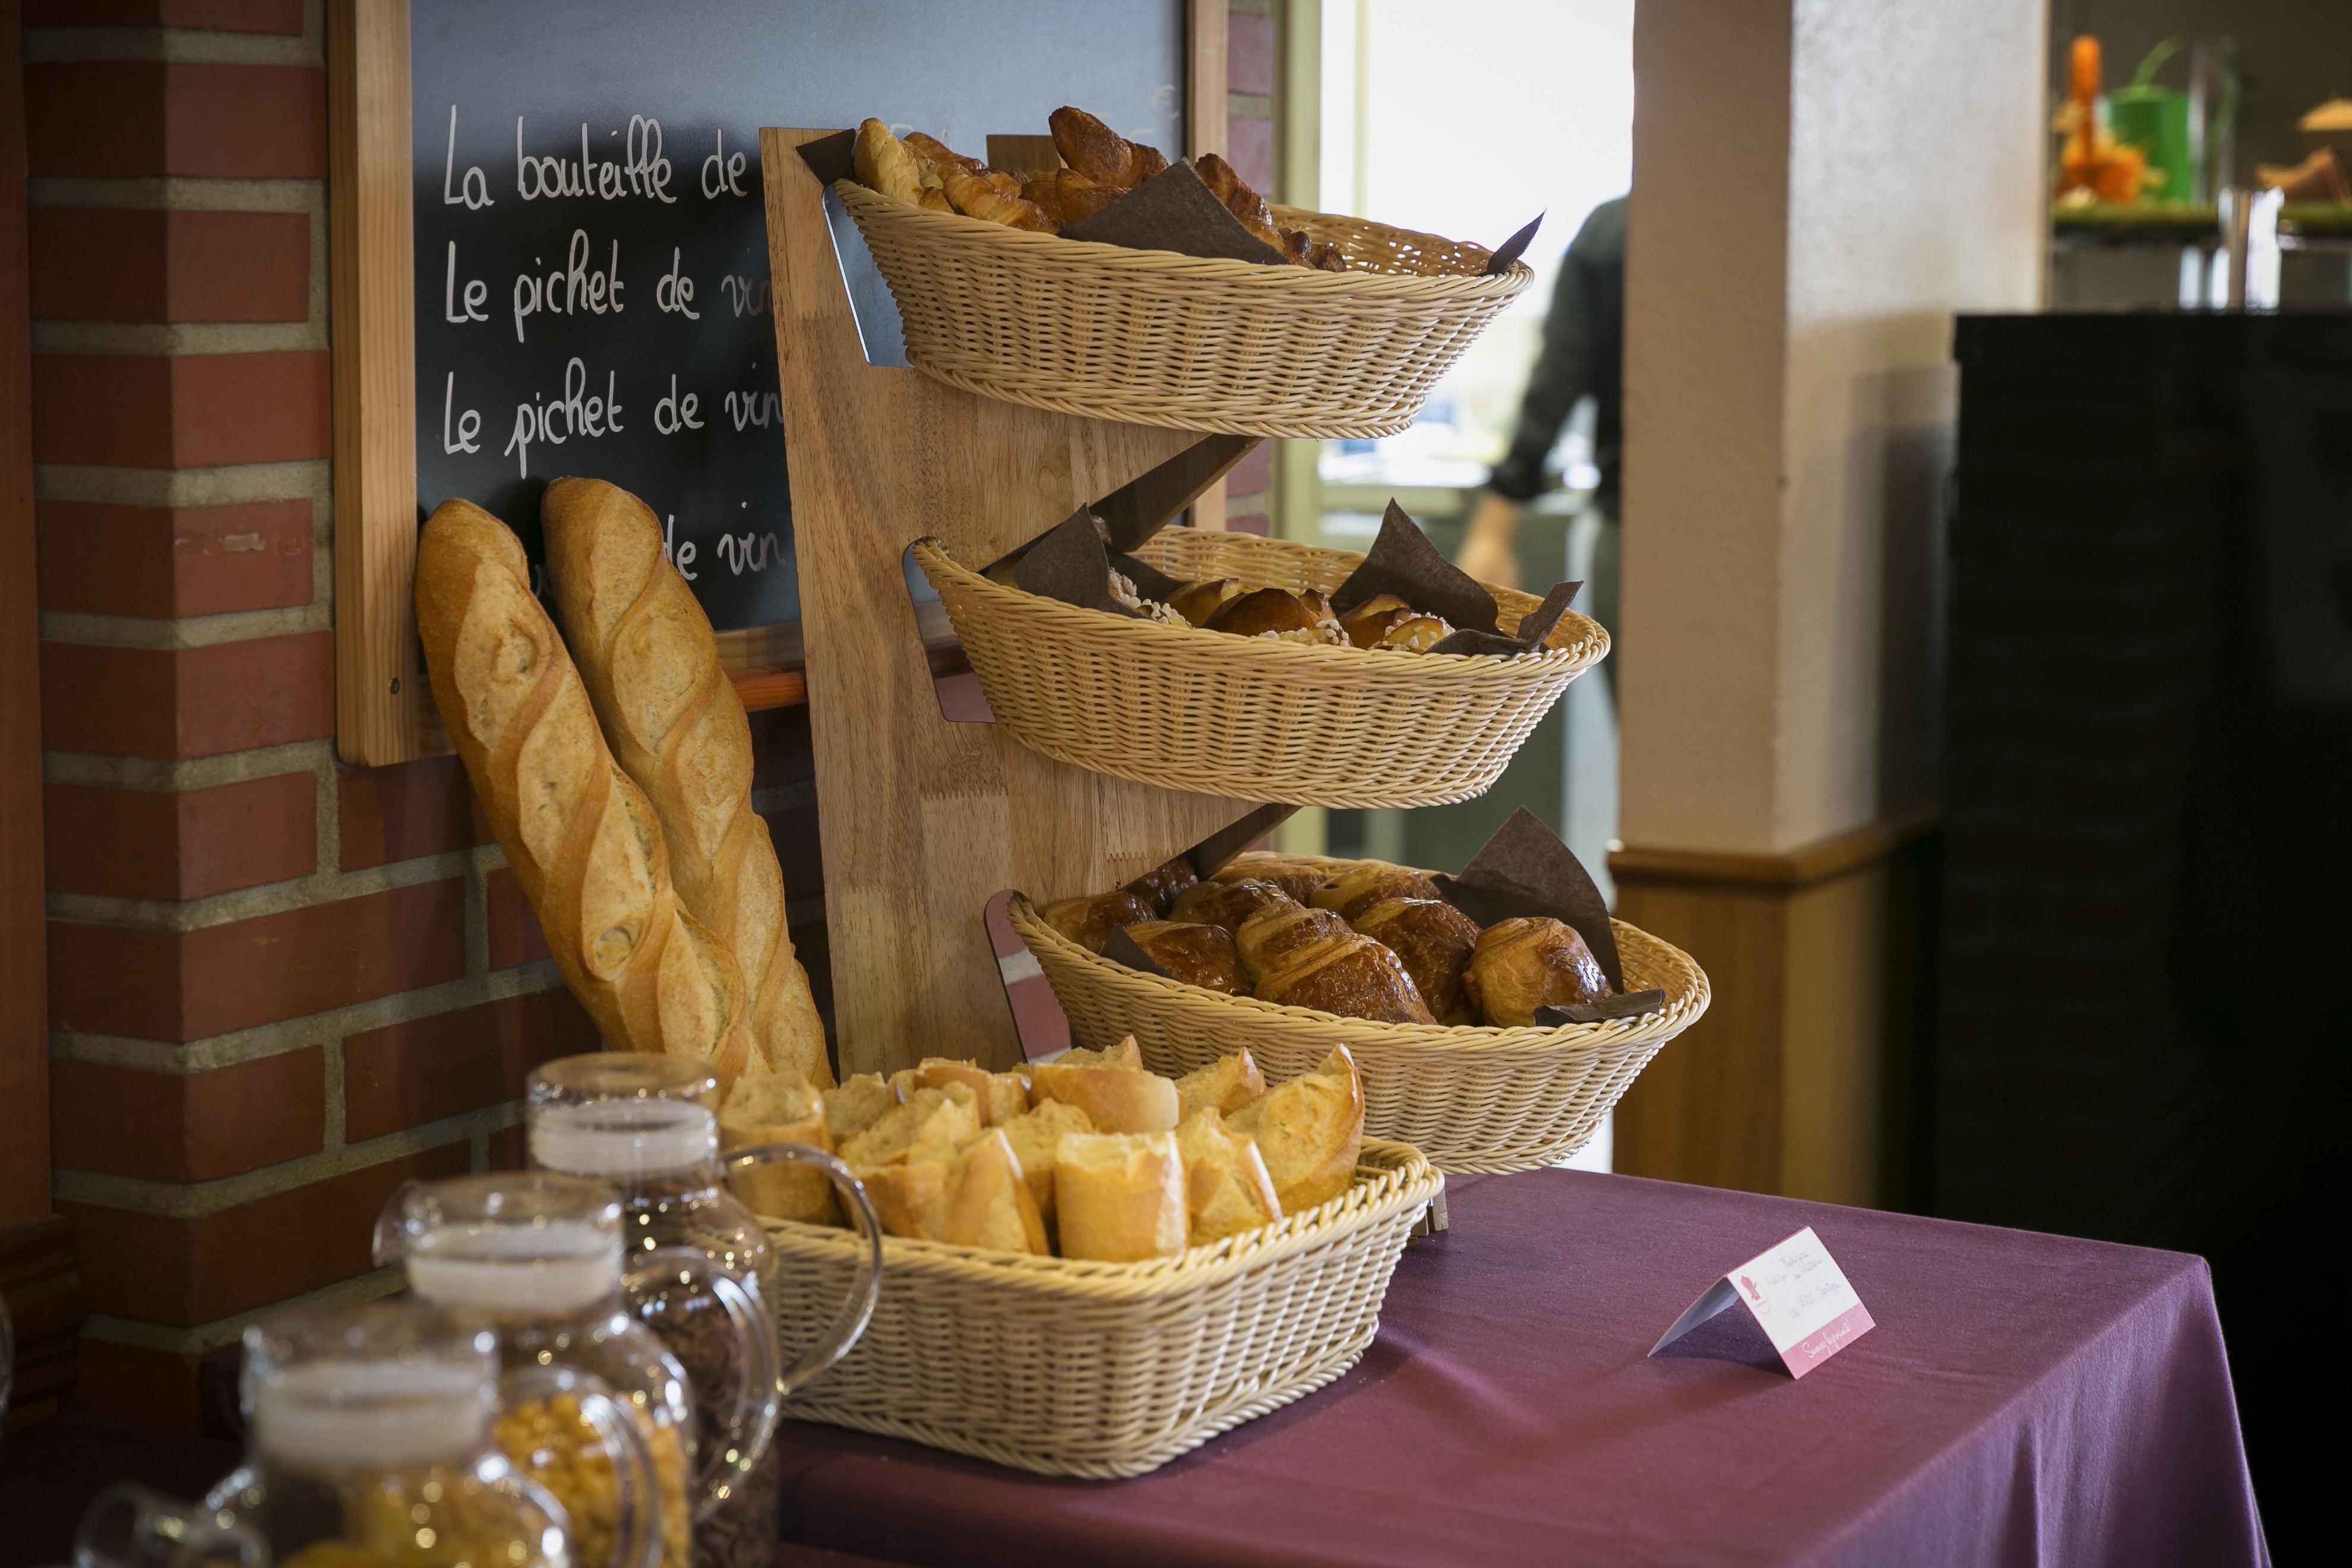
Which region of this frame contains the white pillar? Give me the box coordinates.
[1620,0,2047,855]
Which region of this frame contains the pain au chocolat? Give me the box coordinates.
[1351,896,1482,1026]
[1459,916,1613,1027]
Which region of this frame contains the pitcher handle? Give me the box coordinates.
[723,1140,883,1395]
[627,1244,781,1523]
[74,1481,267,1568]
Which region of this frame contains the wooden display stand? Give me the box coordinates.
[761,129,1260,1077]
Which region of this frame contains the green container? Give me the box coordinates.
[2107,85,2192,201]
[2107,38,2237,204]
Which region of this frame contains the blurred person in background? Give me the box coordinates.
[1457,195,1626,694]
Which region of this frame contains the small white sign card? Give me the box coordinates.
[1649,1226,1875,1379]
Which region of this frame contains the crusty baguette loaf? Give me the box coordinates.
[413,499,753,1087]
[539,478,833,1087]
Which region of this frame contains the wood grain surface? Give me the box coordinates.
[763,128,1251,1074]
[328,0,426,764]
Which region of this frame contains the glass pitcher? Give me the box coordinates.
[75,1297,649,1568]
[375,1172,766,1568]
[525,1055,881,1568]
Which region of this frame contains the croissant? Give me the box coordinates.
[1200,587,1345,646]
[1380,613,1455,652]
[1021,175,1065,226]
[1040,889,1157,954]
[1055,167,1126,226]
[1168,875,1300,934]
[1213,854,1331,907]
[1121,919,1248,995]
[1351,897,1482,1025]
[903,131,979,186]
[1460,916,1612,1027]
[943,168,1057,233]
[853,119,924,205]
[1121,856,1199,916]
[1166,577,1246,627]
[1233,905,1352,985]
[1049,106,1165,191]
[1309,863,1442,921]
[1194,153,1289,254]
[1253,929,1435,1024]
[1339,594,1412,646]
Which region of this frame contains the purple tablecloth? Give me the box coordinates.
[771,1169,2266,1567]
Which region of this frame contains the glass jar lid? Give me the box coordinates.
[244,1300,498,1471]
[527,1054,721,1178]
[375,1172,625,1315]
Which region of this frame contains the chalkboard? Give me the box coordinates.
[408,0,1186,633]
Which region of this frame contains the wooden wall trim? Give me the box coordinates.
[1611,810,1943,1206]
[0,0,51,1230]
[0,1215,87,1428]
[1610,807,1940,893]
[328,0,426,765]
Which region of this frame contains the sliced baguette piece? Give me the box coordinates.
[1174,1050,1266,1121]
[999,1099,1095,1231]
[941,1130,1050,1254]
[1029,1060,1178,1134]
[1225,1046,1365,1214]
[1175,1108,1282,1245]
[837,1083,979,1168]
[413,498,753,1088]
[853,1147,955,1241]
[891,1058,1029,1126]
[719,1071,837,1225]
[1053,1131,1188,1263]
[540,477,833,1087]
[825,1073,902,1140]
[1056,1037,1143,1070]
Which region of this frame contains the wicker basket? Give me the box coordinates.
[765,1139,1440,1478]
[1009,856,1711,1174]
[914,529,1607,808]
[839,182,1532,437]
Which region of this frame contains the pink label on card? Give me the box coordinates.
[1650,1225,1874,1379]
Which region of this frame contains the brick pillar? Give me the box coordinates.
[21,0,852,1431]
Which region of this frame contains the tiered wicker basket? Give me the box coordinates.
[1009,855,1711,1174]
[838,182,1532,437]
[913,529,1608,808]
[765,1139,1440,1478]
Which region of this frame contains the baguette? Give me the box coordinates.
[1225,1047,1365,1213]
[540,478,833,1087]
[719,1071,837,1225]
[1030,1059,1179,1134]
[941,1131,1050,1254]
[413,500,753,1086]
[1054,1131,1188,1262]
[1175,1109,1282,1245]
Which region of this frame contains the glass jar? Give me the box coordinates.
[74,1298,644,1568]
[375,1173,760,1568]
[525,1056,880,1568]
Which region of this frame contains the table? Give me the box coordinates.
[770,1169,2266,1567]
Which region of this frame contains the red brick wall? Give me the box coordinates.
[24,2,832,1431]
